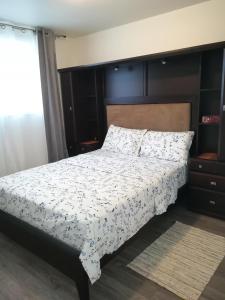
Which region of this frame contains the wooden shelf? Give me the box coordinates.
[199,122,219,126]
[80,140,99,145]
[200,88,220,92]
[196,152,218,161]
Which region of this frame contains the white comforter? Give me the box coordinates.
[0,149,186,283]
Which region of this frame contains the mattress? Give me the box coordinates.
[0,149,187,283]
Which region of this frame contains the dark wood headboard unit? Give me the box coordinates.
[59,41,225,160]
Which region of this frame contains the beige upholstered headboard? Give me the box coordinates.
[106,103,191,131]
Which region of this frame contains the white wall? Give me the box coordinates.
[55,0,225,69]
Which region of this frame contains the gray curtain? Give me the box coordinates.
[38,28,68,162]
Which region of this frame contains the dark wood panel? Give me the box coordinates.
[189,187,225,219]
[77,69,96,97]
[189,171,225,192]
[60,43,225,161]
[95,68,107,143]
[198,125,219,154]
[105,62,145,98]
[189,158,225,176]
[198,48,224,159]
[199,91,221,117]
[73,70,98,142]
[79,142,100,154]
[218,49,225,161]
[60,72,78,156]
[147,54,201,97]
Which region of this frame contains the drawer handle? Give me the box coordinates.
[198,164,203,169]
[209,200,216,205]
[210,181,217,186]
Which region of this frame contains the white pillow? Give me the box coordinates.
[140,130,194,163]
[102,125,147,156]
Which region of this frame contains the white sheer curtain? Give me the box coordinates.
[0,25,48,177]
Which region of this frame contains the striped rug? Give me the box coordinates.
[128,222,225,300]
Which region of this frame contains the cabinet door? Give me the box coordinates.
[218,49,225,161]
[60,71,78,156]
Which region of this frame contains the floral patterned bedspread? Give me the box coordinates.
[0,149,186,283]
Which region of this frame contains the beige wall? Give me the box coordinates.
[56,0,225,69]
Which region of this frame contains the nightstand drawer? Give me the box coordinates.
[189,187,225,218]
[189,172,225,193]
[189,159,225,176]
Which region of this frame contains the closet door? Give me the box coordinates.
[218,49,225,161]
[60,71,78,156]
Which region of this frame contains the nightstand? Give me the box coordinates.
[188,158,225,219]
[79,140,100,154]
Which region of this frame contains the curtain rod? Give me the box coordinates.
[0,22,67,38]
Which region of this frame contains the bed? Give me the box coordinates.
[0,101,195,300]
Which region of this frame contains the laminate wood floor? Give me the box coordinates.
[0,204,225,300]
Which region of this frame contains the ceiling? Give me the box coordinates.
[0,0,209,37]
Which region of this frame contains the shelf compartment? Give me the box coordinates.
[199,93,221,117]
[80,140,99,145]
[196,152,218,161]
[198,125,219,154]
[200,49,223,90]
[105,61,145,98]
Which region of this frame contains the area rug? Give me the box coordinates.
[128,221,225,300]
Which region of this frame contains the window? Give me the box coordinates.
[0,25,48,177]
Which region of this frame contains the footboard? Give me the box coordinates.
[0,210,89,300]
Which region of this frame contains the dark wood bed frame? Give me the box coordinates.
[0,186,187,300]
[0,97,196,300]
